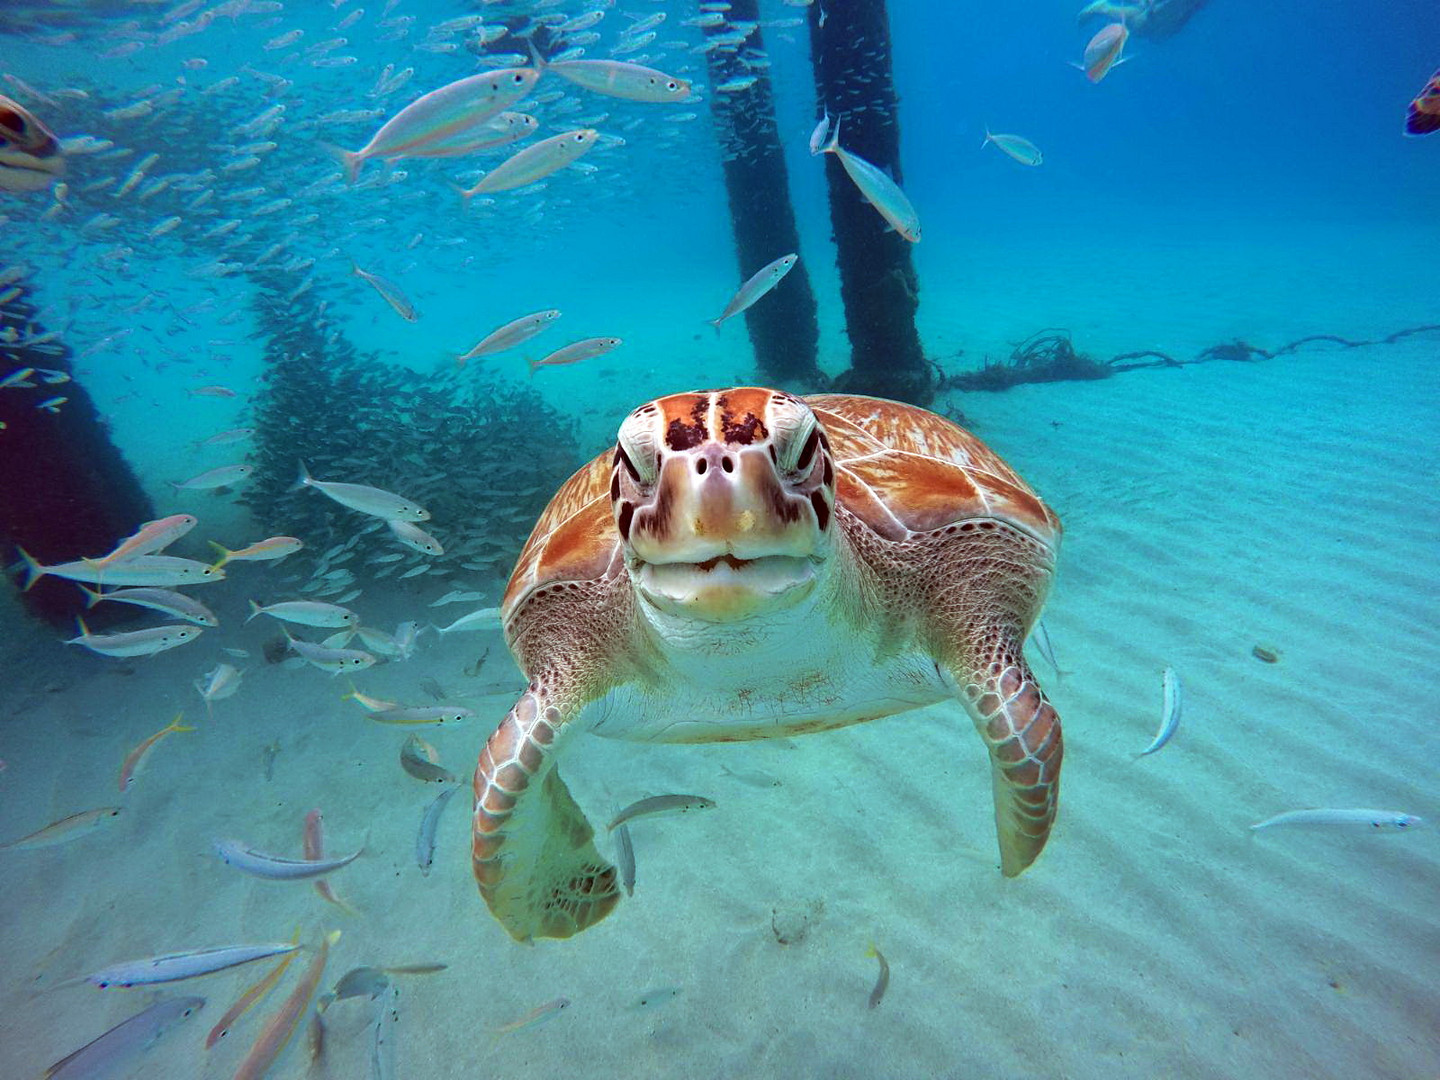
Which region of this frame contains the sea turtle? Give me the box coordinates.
[472,388,1064,942]
[0,94,65,193]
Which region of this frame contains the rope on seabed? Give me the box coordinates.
[936,323,1440,391]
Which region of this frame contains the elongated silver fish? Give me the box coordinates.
[0,807,121,851]
[400,735,454,784]
[457,309,560,366]
[457,128,598,198]
[19,549,224,590]
[1251,809,1424,831]
[84,943,302,988]
[982,129,1043,166]
[1140,667,1181,755]
[614,823,635,896]
[537,54,690,103]
[434,607,501,634]
[416,785,461,877]
[352,263,418,322]
[820,118,921,242]
[171,463,254,490]
[43,997,203,1080]
[328,68,542,182]
[709,253,798,331]
[529,336,621,375]
[66,619,204,658]
[215,836,365,879]
[247,599,357,628]
[79,585,218,626]
[292,462,429,521]
[606,794,715,832]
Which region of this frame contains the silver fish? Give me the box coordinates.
[351,263,418,321]
[43,997,203,1080]
[456,309,560,366]
[982,128,1042,166]
[292,462,429,521]
[416,784,460,875]
[79,585,218,626]
[214,836,365,879]
[1140,667,1181,756]
[84,944,302,988]
[614,823,636,896]
[820,118,921,242]
[1250,809,1424,832]
[606,794,715,832]
[66,619,204,658]
[709,253,798,331]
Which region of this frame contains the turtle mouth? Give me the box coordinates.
[0,149,65,191]
[634,553,817,622]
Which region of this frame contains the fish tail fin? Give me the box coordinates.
[450,179,476,205]
[16,546,47,591]
[865,942,878,958]
[981,127,992,148]
[172,712,197,733]
[208,540,233,567]
[77,583,104,608]
[707,317,722,334]
[245,599,264,624]
[526,356,539,378]
[289,461,312,493]
[527,40,548,74]
[321,142,364,186]
[75,615,90,639]
[821,115,841,155]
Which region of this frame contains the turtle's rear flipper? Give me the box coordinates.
[472,693,620,942]
[959,656,1063,876]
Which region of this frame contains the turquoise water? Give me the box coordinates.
[2,1,1438,1077]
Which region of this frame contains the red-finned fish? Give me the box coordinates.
[456,129,598,198]
[1076,23,1128,83]
[0,93,65,193]
[205,930,301,1049]
[86,514,197,570]
[326,67,542,184]
[304,809,357,915]
[351,262,418,321]
[1404,69,1440,136]
[118,713,194,792]
[232,930,339,1080]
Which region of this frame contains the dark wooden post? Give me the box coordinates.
[809,0,932,404]
[703,2,824,389]
[0,282,155,625]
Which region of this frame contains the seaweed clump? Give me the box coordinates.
[944,329,1113,393]
[241,280,580,600]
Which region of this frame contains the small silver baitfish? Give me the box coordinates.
[83,943,302,988]
[416,783,461,876]
[607,794,716,832]
[332,967,390,1002]
[1140,667,1181,756]
[215,836,365,879]
[1251,809,1424,831]
[614,823,636,896]
[43,996,204,1079]
[400,735,454,784]
[1,806,121,850]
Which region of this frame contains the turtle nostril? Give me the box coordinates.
[720,456,734,473]
[695,459,707,475]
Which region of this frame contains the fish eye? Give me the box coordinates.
[667,81,678,90]
[512,73,525,83]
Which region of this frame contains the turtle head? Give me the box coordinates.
[0,95,64,193]
[612,388,835,623]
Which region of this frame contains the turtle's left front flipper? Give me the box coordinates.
[955,654,1063,877]
[472,690,620,942]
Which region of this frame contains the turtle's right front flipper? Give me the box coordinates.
[472,690,620,942]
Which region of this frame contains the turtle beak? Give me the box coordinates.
[626,445,825,623]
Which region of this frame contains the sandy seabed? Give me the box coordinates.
[1,333,1436,1080]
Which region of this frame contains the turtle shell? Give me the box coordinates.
[501,391,1061,621]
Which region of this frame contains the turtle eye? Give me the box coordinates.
[793,427,820,474]
[615,446,641,483]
